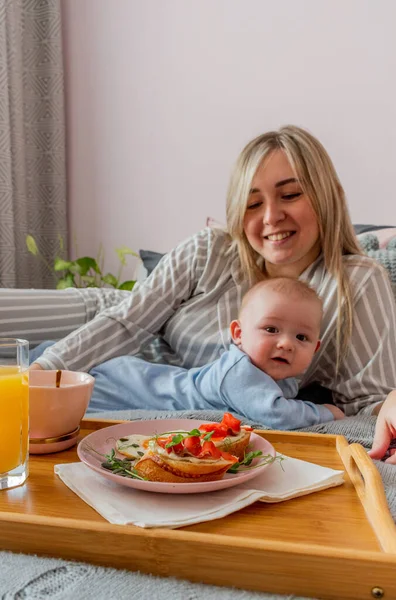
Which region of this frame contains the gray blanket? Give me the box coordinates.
[1,410,396,600]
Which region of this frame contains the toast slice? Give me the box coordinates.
[135,449,236,483]
[215,428,251,460]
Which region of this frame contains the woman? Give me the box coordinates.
[26,126,396,462]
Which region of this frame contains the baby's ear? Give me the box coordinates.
[314,340,321,353]
[230,320,242,346]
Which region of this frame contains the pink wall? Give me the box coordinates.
[61,0,396,278]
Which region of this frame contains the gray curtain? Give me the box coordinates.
[0,0,67,288]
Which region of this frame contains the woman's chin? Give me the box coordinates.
[263,247,320,277]
[263,252,300,276]
[264,252,295,265]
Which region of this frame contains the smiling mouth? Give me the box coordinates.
[265,231,295,242]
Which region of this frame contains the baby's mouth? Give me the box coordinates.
[272,357,290,365]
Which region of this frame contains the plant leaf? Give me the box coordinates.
[26,235,39,256]
[118,280,136,291]
[54,257,73,271]
[56,274,75,289]
[67,261,82,275]
[116,246,139,266]
[74,257,101,276]
[80,275,96,285]
[102,273,118,287]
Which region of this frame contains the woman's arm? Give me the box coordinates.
[0,287,130,348]
[33,229,213,372]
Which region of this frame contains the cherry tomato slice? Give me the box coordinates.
[199,423,228,439]
[183,435,202,456]
[199,440,222,460]
[220,451,238,464]
[221,412,241,434]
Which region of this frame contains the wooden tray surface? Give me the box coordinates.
[0,418,395,600]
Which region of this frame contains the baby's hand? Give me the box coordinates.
[29,363,43,371]
[324,404,345,420]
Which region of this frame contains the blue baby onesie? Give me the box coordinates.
[89,344,333,429]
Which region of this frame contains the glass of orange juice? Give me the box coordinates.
[0,338,29,490]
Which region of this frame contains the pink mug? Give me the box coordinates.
[29,370,94,454]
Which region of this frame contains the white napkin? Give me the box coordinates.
[54,455,344,529]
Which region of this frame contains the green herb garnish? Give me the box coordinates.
[227,451,284,474]
[165,433,184,448]
[84,444,147,480]
[164,429,202,448]
[101,448,146,480]
[187,428,201,437]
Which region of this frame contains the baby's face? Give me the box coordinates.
[231,289,321,380]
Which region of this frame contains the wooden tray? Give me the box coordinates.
[1,419,396,600]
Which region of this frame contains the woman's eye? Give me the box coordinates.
[246,201,262,210]
[282,193,301,201]
[265,327,278,334]
[296,334,308,342]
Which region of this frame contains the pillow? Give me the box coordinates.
[353,224,396,247]
[139,250,165,276]
[374,228,396,248]
[388,238,396,251]
[357,233,380,252]
[353,224,393,235]
[357,234,396,303]
[139,218,224,276]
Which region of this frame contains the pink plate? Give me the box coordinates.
[77,419,276,494]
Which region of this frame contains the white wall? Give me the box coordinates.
[61,0,396,279]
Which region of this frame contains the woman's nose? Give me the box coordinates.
[263,201,286,226]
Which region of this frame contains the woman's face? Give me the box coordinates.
[243,150,321,277]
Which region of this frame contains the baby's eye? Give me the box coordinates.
[296,334,308,342]
[265,327,278,334]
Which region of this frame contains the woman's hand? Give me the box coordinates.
[368,390,396,464]
[29,363,43,371]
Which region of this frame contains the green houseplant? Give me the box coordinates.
[26,235,139,290]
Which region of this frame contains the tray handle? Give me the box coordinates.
[337,437,396,553]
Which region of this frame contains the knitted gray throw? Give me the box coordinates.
[358,232,396,301]
[2,409,396,600]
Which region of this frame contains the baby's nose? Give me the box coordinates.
[277,337,294,351]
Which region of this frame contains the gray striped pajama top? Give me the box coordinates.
[3,227,396,416]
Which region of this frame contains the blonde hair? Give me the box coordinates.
[226,125,363,370]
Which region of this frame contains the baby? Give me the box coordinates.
[90,277,344,428]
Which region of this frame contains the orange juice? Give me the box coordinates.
[0,368,29,474]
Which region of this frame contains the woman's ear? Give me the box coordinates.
[314,340,321,353]
[230,320,242,346]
